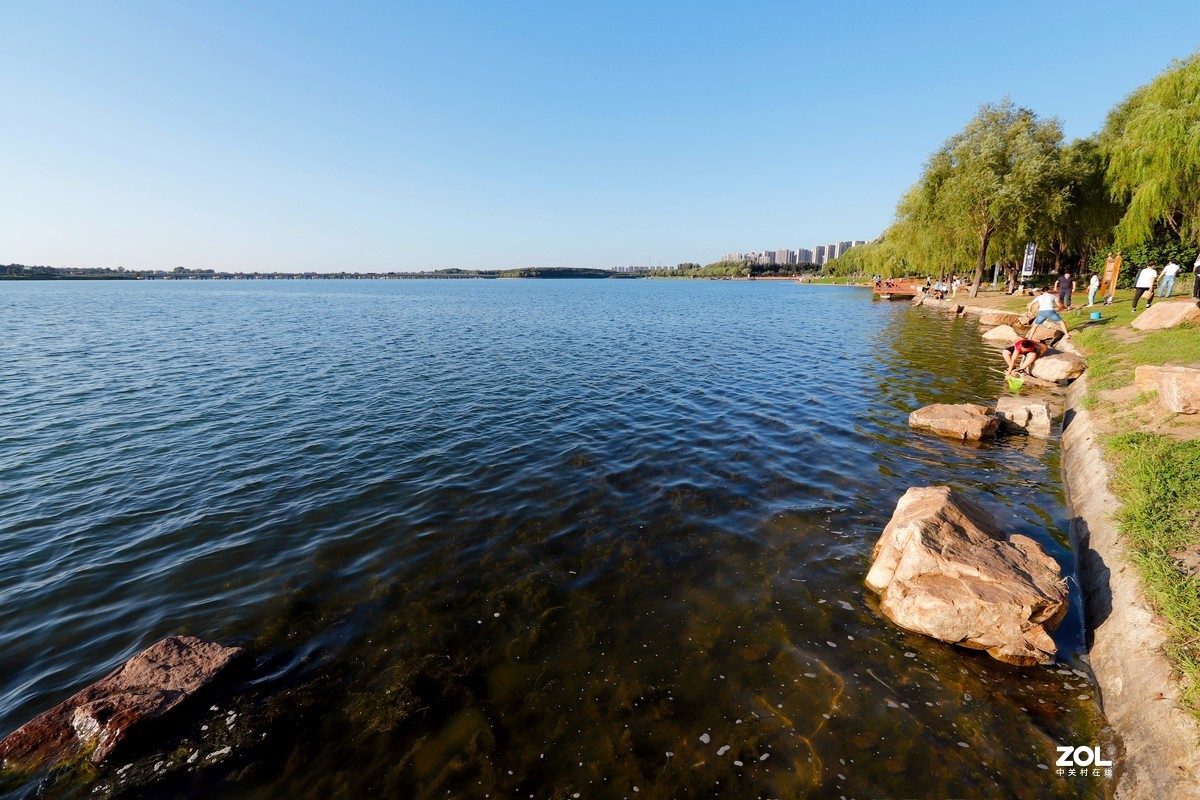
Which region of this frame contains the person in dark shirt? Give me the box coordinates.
[1056,272,1075,308]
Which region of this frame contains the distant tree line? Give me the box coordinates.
[825,49,1200,296]
[648,260,822,279]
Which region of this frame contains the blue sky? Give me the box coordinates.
[3,1,1198,272]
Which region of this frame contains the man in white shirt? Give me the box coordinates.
[1027,287,1070,340]
[1158,259,1181,298]
[1133,263,1157,310]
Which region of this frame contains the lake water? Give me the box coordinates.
[0,280,1110,799]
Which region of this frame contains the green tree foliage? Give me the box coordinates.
[1103,52,1200,248]
[1041,137,1124,274]
[931,100,1066,296]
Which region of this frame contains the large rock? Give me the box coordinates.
[1135,364,1159,393]
[1131,300,1200,331]
[0,636,247,769]
[908,404,999,441]
[979,310,1022,327]
[1029,350,1087,382]
[1135,364,1200,413]
[865,487,1068,665]
[995,396,1053,437]
[981,324,1021,343]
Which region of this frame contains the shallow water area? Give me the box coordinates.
[0,280,1109,798]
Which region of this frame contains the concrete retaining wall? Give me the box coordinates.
[1062,376,1200,799]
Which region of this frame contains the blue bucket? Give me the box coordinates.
[1090,311,1102,320]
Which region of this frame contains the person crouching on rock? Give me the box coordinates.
[1003,338,1049,376]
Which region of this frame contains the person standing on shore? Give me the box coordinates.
[1194,254,1200,299]
[1028,287,1071,340]
[1087,272,1100,307]
[1158,259,1180,298]
[1133,263,1158,310]
[1056,271,1075,308]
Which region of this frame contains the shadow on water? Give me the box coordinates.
[0,283,1112,799]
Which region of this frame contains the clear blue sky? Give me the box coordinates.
[4,2,1198,272]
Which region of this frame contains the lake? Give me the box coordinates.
[0,279,1109,798]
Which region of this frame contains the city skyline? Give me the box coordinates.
[723,240,869,267]
[4,3,1199,272]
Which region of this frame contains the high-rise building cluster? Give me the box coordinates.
[721,240,867,267]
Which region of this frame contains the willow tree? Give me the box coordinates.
[893,168,975,279]
[1103,50,1200,247]
[929,100,1065,296]
[1046,137,1124,271]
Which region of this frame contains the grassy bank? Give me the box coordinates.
[1051,289,1200,719]
[1106,433,1200,712]
[1068,294,1200,410]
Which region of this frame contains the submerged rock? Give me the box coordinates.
[1134,364,1200,413]
[995,396,1053,437]
[1130,300,1200,331]
[865,486,1068,666]
[908,404,998,441]
[1029,350,1086,382]
[0,636,247,770]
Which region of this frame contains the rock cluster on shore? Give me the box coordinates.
[866,487,1068,666]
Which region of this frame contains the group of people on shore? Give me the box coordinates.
[1003,286,1070,377]
[1002,256,1199,376]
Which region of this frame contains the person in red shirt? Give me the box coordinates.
[1003,338,1049,376]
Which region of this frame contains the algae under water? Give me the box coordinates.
[0,280,1109,798]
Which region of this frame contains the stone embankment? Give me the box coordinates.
[1062,379,1200,798]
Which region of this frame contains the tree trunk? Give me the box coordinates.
[969,229,993,297]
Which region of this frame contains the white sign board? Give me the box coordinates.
[1021,242,1037,277]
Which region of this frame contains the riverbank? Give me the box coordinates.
[914,289,1200,797]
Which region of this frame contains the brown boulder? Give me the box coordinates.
[981,324,1021,343]
[1135,364,1159,393]
[1029,350,1087,382]
[979,310,1021,327]
[0,636,247,769]
[1139,364,1200,413]
[865,487,1068,665]
[1131,300,1200,331]
[908,404,999,441]
[995,396,1053,437]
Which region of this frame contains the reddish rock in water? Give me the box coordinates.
[866,486,1068,666]
[0,636,246,769]
[908,403,999,441]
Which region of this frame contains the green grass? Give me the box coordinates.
[1106,432,1200,713]
[1067,293,1200,408]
